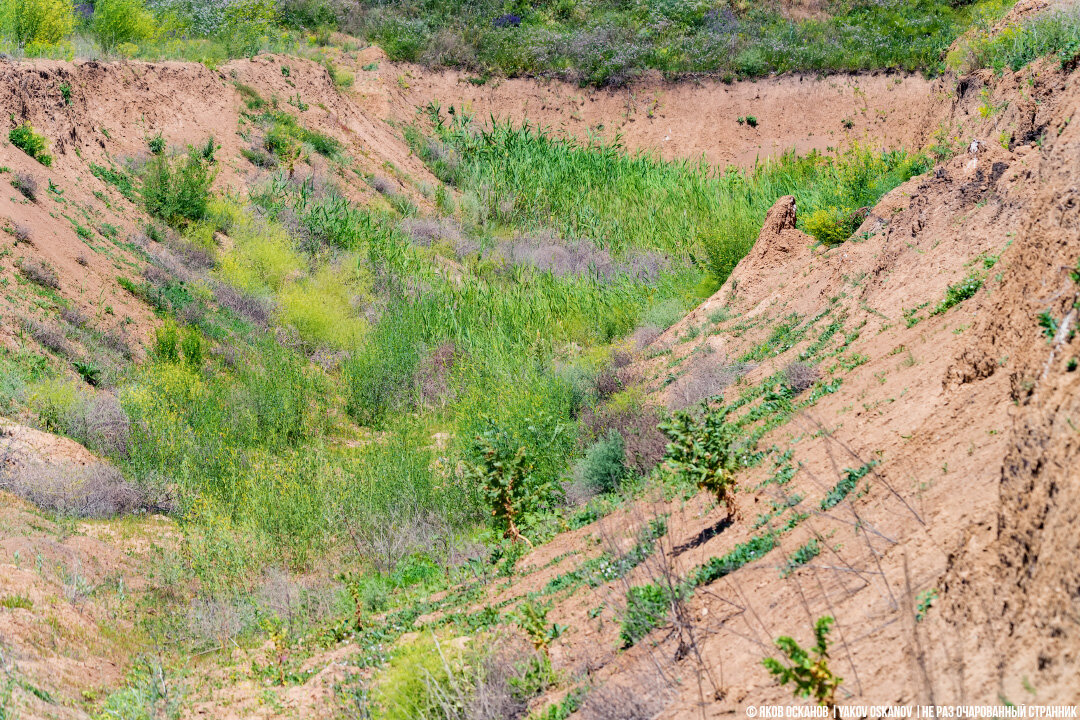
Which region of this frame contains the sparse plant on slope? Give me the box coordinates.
[660,400,742,520]
[12,171,37,200]
[619,582,671,648]
[930,273,983,315]
[8,122,53,166]
[762,616,842,710]
[574,429,627,495]
[511,599,565,657]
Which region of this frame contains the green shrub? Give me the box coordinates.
[693,531,780,586]
[803,206,848,246]
[762,616,842,708]
[931,273,983,315]
[8,123,52,166]
[153,319,180,362]
[278,263,368,349]
[575,429,627,494]
[660,401,742,519]
[619,583,669,647]
[464,416,567,546]
[780,538,821,577]
[147,133,166,155]
[260,111,341,159]
[180,326,203,367]
[370,632,464,720]
[90,0,155,52]
[511,599,565,656]
[141,145,215,226]
[90,162,137,201]
[220,0,277,55]
[0,0,74,49]
[819,462,876,511]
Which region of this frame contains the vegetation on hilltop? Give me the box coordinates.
[4,0,1076,87]
[348,0,1015,85]
[0,0,1055,85]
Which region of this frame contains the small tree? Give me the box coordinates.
[90,0,155,52]
[762,616,842,710]
[464,421,563,547]
[659,401,741,519]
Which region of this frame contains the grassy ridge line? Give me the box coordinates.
[354,0,1015,85]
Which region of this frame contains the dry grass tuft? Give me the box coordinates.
[667,362,751,410]
[60,306,88,328]
[16,258,60,290]
[783,360,820,395]
[12,223,33,245]
[580,671,675,720]
[13,172,38,201]
[0,458,145,518]
[20,317,71,356]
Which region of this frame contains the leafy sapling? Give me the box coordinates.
[762,616,842,710]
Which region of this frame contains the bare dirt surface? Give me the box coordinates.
[370,50,942,168]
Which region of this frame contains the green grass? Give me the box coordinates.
[819,462,877,511]
[931,273,983,315]
[424,118,930,283]
[351,0,1013,86]
[948,5,1080,74]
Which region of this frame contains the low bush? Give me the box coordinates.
[819,462,876,511]
[0,460,151,518]
[59,306,87,327]
[581,672,673,720]
[783,361,820,396]
[931,273,983,315]
[573,429,627,496]
[369,631,544,720]
[8,123,52,166]
[16,258,60,289]
[762,616,842,709]
[90,162,138,202]
[619,583,669,647]
[464,414,567,546]
[20,317,70,356]
[12,171,37,200]
[12,223,32,244]
[277,263,369,349]
[0,0,74,50]
[141,144,216,226]
[802,206,848,246]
